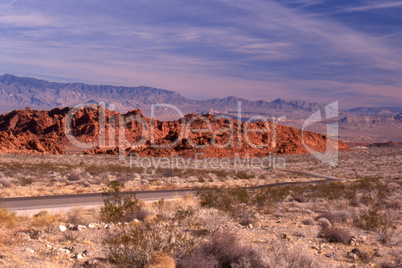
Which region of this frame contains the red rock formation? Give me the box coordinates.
[0,106,349,156]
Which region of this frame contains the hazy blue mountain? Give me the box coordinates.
[0,74,323,118]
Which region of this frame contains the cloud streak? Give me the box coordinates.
[345,1,402,12]
[0,0,401,108]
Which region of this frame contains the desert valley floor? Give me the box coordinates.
[0,147,401,267]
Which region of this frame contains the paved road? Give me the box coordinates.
[276,169,345,181]
[0,170,344,213]
[0,189,195,211]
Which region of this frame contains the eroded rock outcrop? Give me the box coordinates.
[0,106,349,156]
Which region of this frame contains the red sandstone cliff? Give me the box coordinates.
[0,106,349,156]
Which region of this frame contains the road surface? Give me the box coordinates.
[0,170,344,214]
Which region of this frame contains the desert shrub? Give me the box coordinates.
[126,206,155,222]
[316,218,331,229]
[239,216,256,227]
[100,181,142,223]
[67,172,82,181]
[355,207,386,230]
[174,206,196,221]
[0,178,13,188]
[0,208,18,229]
[62,230,80,242]
[235,171,255,180]
[31,211,60,233]
[258,239,319,268]
[177,252,218,268]
[321,200,359,224]
[355,207,399,244]
[149,251,176,268]
[380,249,402,268]
[290,194,307,203]
[66,208,98,225]
[197,176,205,183]
[77,180,91,188]
[104,220,194,267]
[198,187,291,218]
[18,177,32,186]
[191,208,231,235]
[301,218,316,226]
[212,169,230,179]
[178,229,264,268]
[254,187,290,206]
[319,226,352,244]
[197,188,250,215]
[352,248,376,264]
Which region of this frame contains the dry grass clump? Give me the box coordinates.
[380,249,402,268]
[355,206,400,244]
[0,208,18,229]
[104,220,194,267]
[301,218,316,226]
[319,226,352,244]
[258,239,320,268]
[100,181,142,223]
[0,177,13,188]
[179,230,322,268]
[320,199,359,224]
[66,208,99,225]
[67,172,82,182]
[126,206,156,222]
[149,251,176,268]
[31,211,60,234]
[316,218,331,229]
[178,229,264,268]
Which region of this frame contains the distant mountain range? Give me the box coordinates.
[346,107,402,116]
[0,73,401,142]
[0,73,326,119]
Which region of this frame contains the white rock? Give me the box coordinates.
[60,248,70,254]
[25,248,35,254]
[59,225,67,232]
[78,225,86,230]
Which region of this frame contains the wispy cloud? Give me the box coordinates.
[2,0,18,7]
[0,0,401,108]
[345,1,402,12]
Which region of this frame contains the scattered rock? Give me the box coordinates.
[374,248,383,257]
[15,232,31,241]
[64,246,75,253]
[75,253,83,260]
[279,233,291,241]
[349,236,358,246]
[78,225,87,230]
[60,248,70,254]
[82,259,100,267]
[26,229,43,240]
[87,223,98,229]
[347,252,357,260]
[317,218,331,229]
[59,224,67,232]
[24,248,35,254]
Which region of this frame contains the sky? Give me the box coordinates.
[0,0,401,108]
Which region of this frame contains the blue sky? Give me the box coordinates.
[0,0,401,108]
